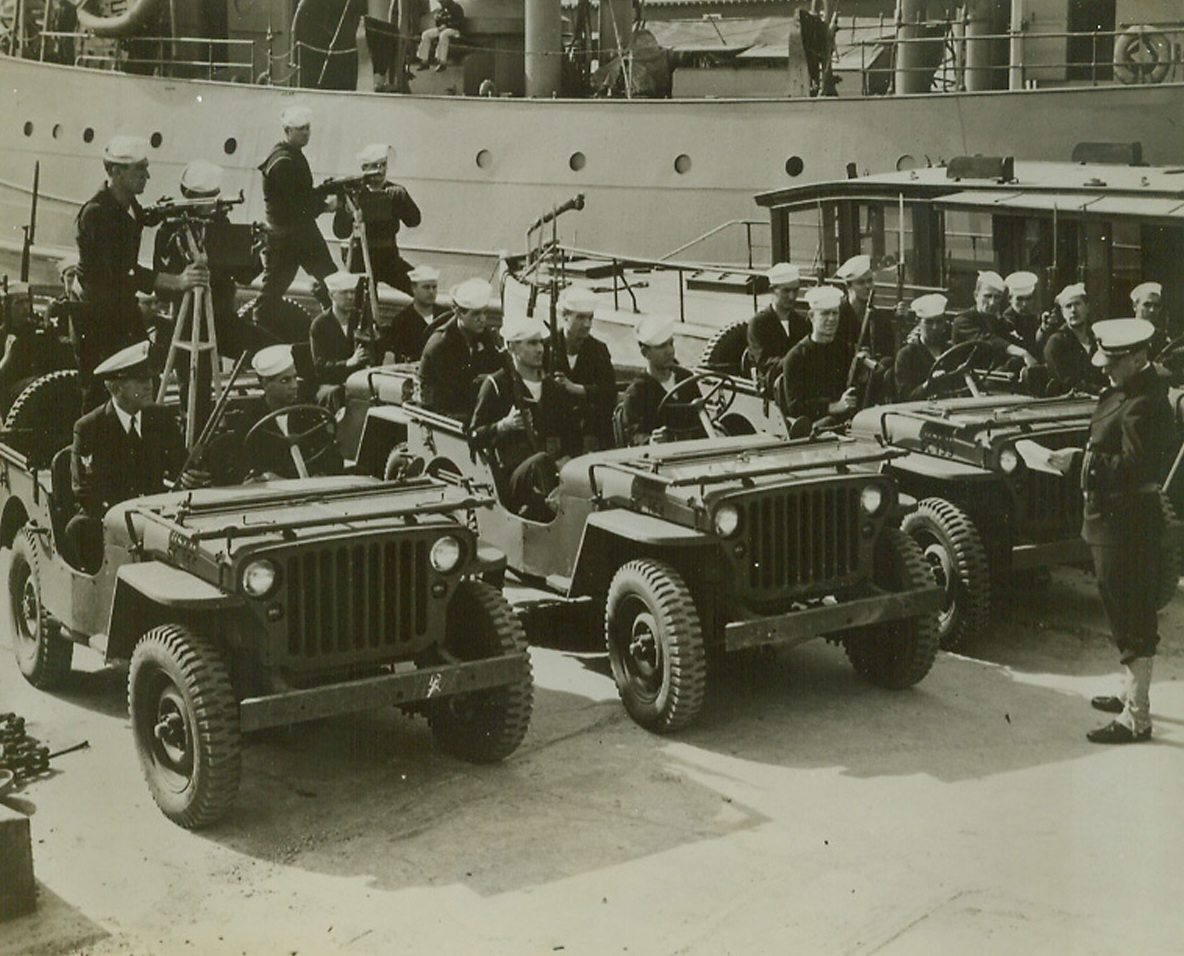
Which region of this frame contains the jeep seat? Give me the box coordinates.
[50,445,82,568]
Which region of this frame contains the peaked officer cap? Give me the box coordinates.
[1091,319,1156,367]
[95,340,154,380]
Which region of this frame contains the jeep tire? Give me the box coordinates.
[8,530,73,688]
[429,580,533,762]
[605,559,707,733]
[129,624,242,829]
[843,528,941,688]
[902,498,991,650]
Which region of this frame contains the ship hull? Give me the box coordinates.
[3,55,1184,261]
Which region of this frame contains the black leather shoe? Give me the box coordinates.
[1090,695,1124,714]
[1086,720,1151,744]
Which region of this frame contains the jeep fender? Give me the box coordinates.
[105,561,243,662]
[0,497,29,550]
[568,510,713,600]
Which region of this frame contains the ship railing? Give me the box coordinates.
[34,31,256,83]
[851,22,1184,92]
[659,218,770,270]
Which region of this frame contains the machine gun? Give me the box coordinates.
[313,173,369,198]
[143,189,246,227]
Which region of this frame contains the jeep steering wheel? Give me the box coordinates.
[919,340,996,398]
[655,372,737,438]
[243,405,337,479]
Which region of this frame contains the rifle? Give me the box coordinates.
[19,162,38,284]
[181,350,250,473]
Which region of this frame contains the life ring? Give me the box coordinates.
[1113,26,1172,85]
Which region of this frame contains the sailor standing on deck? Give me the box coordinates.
[257,105,338,311]
[75,135,209,411]
[746,262,809,393]
[332,143,422,296]
[1048,319,1177,744]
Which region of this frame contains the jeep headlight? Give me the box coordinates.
[430,535,464,573]
[999,447,1020,474]
[859,484,886,516]
[713,503,741,537]
[241,558,279,598]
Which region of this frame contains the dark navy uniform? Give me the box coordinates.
[747,305,810,392]
[618,366,705,446]
[258,141,336,305]
[418,317,503,420]
[1045,328,1107,395]
[333,182,422,295]
[777,336,854,428]
[546,330,616,452]
[378,302,448,363]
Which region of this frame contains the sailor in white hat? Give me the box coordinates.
[1002,270,1042,356]
[748,263,809,391]
[378,264,446,363]
[952,270,1038,371]
[67,340,204,571]
[310,272,375,410]
[549,285,615,450]
[1128,281,1170,356]
[895,293,951,400]
[258,104,338,311]
[1042,283,1106,394]
[834,253,901,399]
[618,314,706,445]
[418,277,504,418]
[833,254,877,347]
[778,284,861,430]
[329,141,423,296]
[75,135,209,411]
[1046,317,1173,745]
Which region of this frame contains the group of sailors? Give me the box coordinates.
[743,254,1178,433]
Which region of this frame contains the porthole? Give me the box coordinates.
[223,137,238,156]
[896,154,919,172]
[149,132,163,148]
[83,127,95,143]
[22,121,33,137]
[569,151,586,172]
[476,149,492,169]
[52,124,62,139]
[674,153,691,175]
[785,155,804,176]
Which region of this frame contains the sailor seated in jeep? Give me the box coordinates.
[776,285,859,432]
[232,344,345,481]
[469,313,586,520]
[67,341,208,572]
[418,277,504,421]
[617,314,706,446]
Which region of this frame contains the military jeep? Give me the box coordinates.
[0,391,533,829]
[397,402,942,733]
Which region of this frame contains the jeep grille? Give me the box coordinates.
[742,486,863,591]
[284,539,430,662]
[1020,471,1083,541]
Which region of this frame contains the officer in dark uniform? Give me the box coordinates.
[1049,319,1177,743]
[418,277,503,419]
[67,341,206,572]
[332,143,422,296]
[777,284,857,431]
[257,105,337,311]
[546,286,616,452]
[618,314,705,446]
[75,135,208,411]
[746,262,809,392]
[470,313,582,520]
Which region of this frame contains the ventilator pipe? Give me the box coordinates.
[964,0,1008,92]
[525,0,562,97]
[894,0,927,94]
[74,0,165,38]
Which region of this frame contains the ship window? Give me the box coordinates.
[674,154,692,175]
[944,208,997,307]
[569,152,586,172]
[23,122,33,137]
[223,137,238,156]
[476,149,492,170]
[784,156,804,177]
[150,132,163,149]
[83,127,95,143]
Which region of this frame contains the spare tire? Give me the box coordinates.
[6,369,80,466]
[236,296,314,351]
[698,320,750,375]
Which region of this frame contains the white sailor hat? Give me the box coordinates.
[280,104,313,128]
[635,313,676,347]
[558,286,598,314]
[500,312,548,343]
[357,143,391,167]
[406,264,440,284]
[804,284,844,311]
[835,254,872,281]
[1004,271,1039,296]
[1091,318,1156,367]
[451,278,493,311]
[57,256,80,278]
[323,271,360,295]
[103,134,149,165]
[1130,281,1163,304]
[179,160,223,196]
[94,340,154,380]
[252,344,295,379]
[765,262,801,287]
[911,293,948,320]
[976,270,1006,294]
[1055,283,1087,307]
